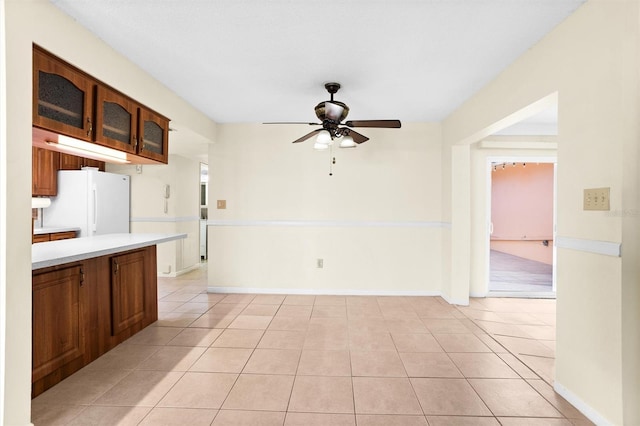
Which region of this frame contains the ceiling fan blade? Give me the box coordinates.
[292,129,323,144]
[346,129,370,144]
[263,122,321,125]
[344,120,401,128]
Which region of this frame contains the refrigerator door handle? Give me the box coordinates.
[92,185,98,233]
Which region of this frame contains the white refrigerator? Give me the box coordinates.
[45,169,130,237]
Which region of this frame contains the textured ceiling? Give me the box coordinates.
[51,0,583,128]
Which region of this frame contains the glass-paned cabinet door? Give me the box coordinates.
[33,46,94,141]
[95,86,137,153]
[138,108,169,163]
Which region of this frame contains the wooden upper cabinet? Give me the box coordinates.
[33,147,59,196]
[95,86,138,154]
[33,45,170,164]
[59,153,106,171]
[58,152,82,170]
[33,47,94,142]
[138,108,169,163]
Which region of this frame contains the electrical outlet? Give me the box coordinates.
[317,259,323,268]
[584,187,610,211]
[217,200,226,209]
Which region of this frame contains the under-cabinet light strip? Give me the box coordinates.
[46,135,130,164]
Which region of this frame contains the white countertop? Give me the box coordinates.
[32,233,186,270]
[33,226,81,235]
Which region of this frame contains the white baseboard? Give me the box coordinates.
[207,286,441,297]
[486,291,556,299]
[554,381,611,426]
[159,263,200,278]
[176,263,201,277]
[440,293,470,306]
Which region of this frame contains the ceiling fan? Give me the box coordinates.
[265,82,401,149]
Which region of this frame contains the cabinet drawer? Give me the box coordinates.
[32,234,50,243]
[50,231,77,241]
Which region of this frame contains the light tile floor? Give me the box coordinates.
[32,266,593,425]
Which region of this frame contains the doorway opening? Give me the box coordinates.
[486,157,557,298]
[199,163,208,262]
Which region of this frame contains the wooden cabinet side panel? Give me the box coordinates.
[144,245,158,326]
[94,255,116,356]
[81,258,100,362]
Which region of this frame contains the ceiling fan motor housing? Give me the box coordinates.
[314,101,350,123]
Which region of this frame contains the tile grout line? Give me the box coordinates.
[454,303,574,423]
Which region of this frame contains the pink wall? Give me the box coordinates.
[491,162,554,264]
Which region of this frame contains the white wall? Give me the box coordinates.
[0,0,8,422]
[3,1,217,423]
[208,123,445,294]
[442,1,640,424]
[109,154,202,277]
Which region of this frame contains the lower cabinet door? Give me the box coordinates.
[111,250,146,335]
[32,265,84,382]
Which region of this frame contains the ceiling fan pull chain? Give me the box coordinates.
[329,145,334,176]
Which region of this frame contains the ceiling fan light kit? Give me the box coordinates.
[315,129,332,145]
[339,135,356,148]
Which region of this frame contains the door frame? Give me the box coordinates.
[485,155,557,297]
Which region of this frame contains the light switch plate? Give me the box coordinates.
[584,187,610,211]
[217,200,226,209]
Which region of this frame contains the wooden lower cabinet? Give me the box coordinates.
[33,230,77,243]
[49,231,78,241]
[32,266,85,383]
[111,250,146,335]
[32,245,157,397]
[32,234,51,244]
